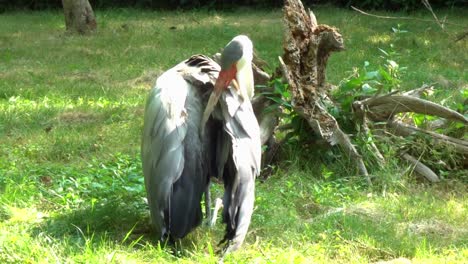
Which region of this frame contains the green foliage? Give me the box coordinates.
[332,24,466,178]
[334,45,407,121]
[261,78,317,146]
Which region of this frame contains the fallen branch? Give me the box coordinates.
[362,95,468,124]
[387,121,468,154]
[401,153,440,182]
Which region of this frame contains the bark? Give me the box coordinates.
[62,0,97,34]
[280,0,371,183]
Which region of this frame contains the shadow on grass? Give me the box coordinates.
[29,198,215,258]
[30,199,158,248]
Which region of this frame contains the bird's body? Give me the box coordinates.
[141,35,260,252]
[141,55,217,240]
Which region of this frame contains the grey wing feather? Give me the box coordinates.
[142,56,218,240]
[141,69,188,239]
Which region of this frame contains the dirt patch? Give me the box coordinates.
[403,219,464,238]
[56,111,100,124]
[398,219,468,239]
[373,257,412,264]
[128,69,160,89]
[306,202,387,222]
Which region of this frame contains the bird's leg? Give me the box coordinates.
[169,238,184,257]
[209,198,223,227]
[204,181,212,226]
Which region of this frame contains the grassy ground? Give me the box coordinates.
[0,6,467,263]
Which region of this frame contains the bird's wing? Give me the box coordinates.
[141,62,191,238]
[218,87,262,252]
[141,55,220,239]
[222,88,261,172]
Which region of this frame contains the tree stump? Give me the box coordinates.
[62,0,97,34]
[280,0,371,184]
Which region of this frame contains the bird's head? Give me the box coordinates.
[201,35,254,134]
[214,35,253,98]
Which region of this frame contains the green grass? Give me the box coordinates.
[1,6,467,263]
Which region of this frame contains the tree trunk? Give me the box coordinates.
[280,0,371,184]
[62,0,97,34]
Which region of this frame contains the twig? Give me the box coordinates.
[422,0,445,30]
[402,84,435,98]
[350,6,466,28]
[455,31,468,42]
[362,112,386,164]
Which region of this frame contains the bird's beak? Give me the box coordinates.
[200,66,237,135]
[213,66,238,95]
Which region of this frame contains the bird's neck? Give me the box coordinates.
[236,61,254,100]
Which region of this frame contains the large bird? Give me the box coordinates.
[141,35,261,253]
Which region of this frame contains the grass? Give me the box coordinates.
[0,6,467,263]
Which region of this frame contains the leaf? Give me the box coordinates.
[364,70,379,80]
[264,104,280,113]
[362,83,377,95]
[413,114,425,127]
[340,78,362,92]
[378,67,392,82]
[387,60,398,69]
[265,96,283,105]
[378,48,389,56]
[461,88,468,98]
[341,96,355,110]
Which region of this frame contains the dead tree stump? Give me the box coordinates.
[280,0,371,184]
[62,0,97,34]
